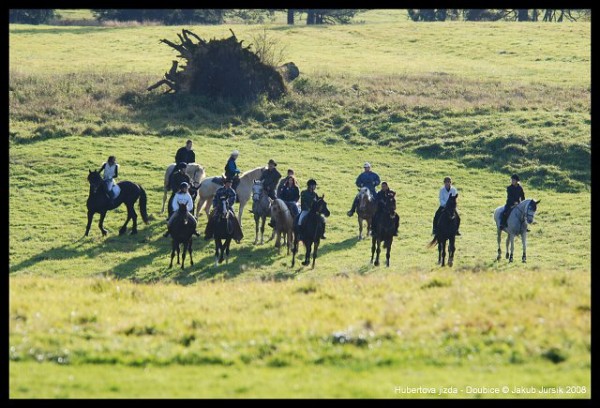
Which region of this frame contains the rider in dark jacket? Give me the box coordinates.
[501,174,526,228]
[297,179,326,239]
[175,139,195,165]
[259,159,282,200]
[224,150,241,191]
[205,177,243,243]
[168,163,192,217]
[371,182,399,237]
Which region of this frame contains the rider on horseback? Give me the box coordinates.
[99,155,119,204]
[371,182,399,237]
[175,139,195,165]
[204,177,243,243]
[168,163,192,216]
[260,159,282,200]
[164,182,200,238]
[347,162,380,217]
[500,174,526,229]
[297,179,326,240]
[270,175,300,229]
[225,150,241,192]
[432,176,461,236]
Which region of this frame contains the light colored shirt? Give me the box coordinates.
[102,163,119,180]
[172,192,194,213]
[439,186,458,207]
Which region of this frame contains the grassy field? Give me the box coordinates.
[9,16,590,398]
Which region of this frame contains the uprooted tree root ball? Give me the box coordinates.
[148,29,299,102]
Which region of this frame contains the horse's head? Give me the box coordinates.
[88,170,104,194]
[525,199,540,224]
[385,193,397,215]
[313,194,331,217]
[445,194,457,214]
[358,187,371,209]
[189,164,204,187]
[252,179,264,202]
[216,193,230,217]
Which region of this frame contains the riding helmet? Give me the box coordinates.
[307,179,317,187]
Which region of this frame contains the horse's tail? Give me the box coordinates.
[139,185,149,224]
[427,236,438,248]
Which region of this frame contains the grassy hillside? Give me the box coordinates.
[9,19,590,398]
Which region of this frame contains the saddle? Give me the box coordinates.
[107,184,121,200]
[211,176,225,186]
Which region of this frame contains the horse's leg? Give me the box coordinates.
[119,203,133,235]
[448,236,455,267]
[85,210,94,236]
[521,231,527,263]
[98,212,108,236]
[302,241,312,266]
[497,228,502,261]
[374,239,381,266]
[509,235,514,263]
[358,217,363,240]
[254,214,259,245]
[169,241,176,268]
[238,200,246,228]
[161,188,167,214]
[442,239,447,267]
[181,241,186,269]
[291,236,298,267]
[130,202,138,235]
[225,237,231,264]
[385,238,392,267]
[438,241,442,265]
[176,242,181,265]
[312,240,319,269]
[286,230,292,255]
[371,236,376,264]
[203,198,213,219]
[260,216,265,245]
[214,238,220,267]
[505,235,510,260]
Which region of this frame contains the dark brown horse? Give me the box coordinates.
[291,195,330,269]
[168,203,195,269]
[85,170,148,236]
[428,194,458,267]
[356,187,377,240]
[371,194,397,267]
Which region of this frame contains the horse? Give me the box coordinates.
[291,195,330,269]
[168,203,195,269]
[251,180,273,245]
[355,187,377,240]
[270,199,294,254]
[85,170,149,236]
[161,163,205,214]
[211,194,236,266]
[494,198,540,263]
[195,166,265,227]
[428,194,458,267]
[370,194,397,267]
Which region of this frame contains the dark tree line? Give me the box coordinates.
[9,9,56,24]
[407,9,590,22]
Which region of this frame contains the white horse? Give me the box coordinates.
[161,163,205,213]
[195,166,265,227]
[494,198,540,263]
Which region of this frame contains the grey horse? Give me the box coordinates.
[494,198,540,263]
[251,180,273,245]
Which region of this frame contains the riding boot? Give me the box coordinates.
[268,217,276,229]
[163,230,170,238]
[347,196,358,217]
[393,214,399,236]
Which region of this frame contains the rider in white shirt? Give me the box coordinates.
[432,176,461,236]
[99,155,119,200]
[165,182,200,237]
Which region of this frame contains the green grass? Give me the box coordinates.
[9,19,590,398]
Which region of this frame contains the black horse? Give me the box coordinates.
[210,195,236,266]
[428,194,458,267]
[85,170,148,236]
[168,203,195,269]
[291,195,330,269]
[371,193,397,267]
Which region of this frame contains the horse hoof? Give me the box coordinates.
[509,258,513,263]
[374,261,379,266]
[448,261,453,267]
[496,256,501,261]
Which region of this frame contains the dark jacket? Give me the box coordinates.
[175,147,195,164]
[225,157,241,179]
[279,185,300,203]
[170,170,191,193]
[260,168,282,192]
[356,171,381,195]
[375,189,395,210]
[213,186,236,210]
[506,184,525,207]
[300,189,318,211]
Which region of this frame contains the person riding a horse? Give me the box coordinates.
[371,182,399,237]
[175,139,195,165]
[98,155,119,203]
[277,168,295,193]
[501,174,526,229]
[270,175,301,229]
[433,176,461,236]
[164,182,200,238]
[259,159,282,200]
[297,179,326,239]
[347,162,380,217]
[205,177,243,243]
[168,163,192,215]
[225,150,242,192]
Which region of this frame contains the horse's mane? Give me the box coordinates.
[241,166,266,178]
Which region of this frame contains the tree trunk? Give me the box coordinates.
[543,9,554,21]
[287,9,294,25]
[306,9,316,25]
[532,9,539,21]
[517,9,529,21]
